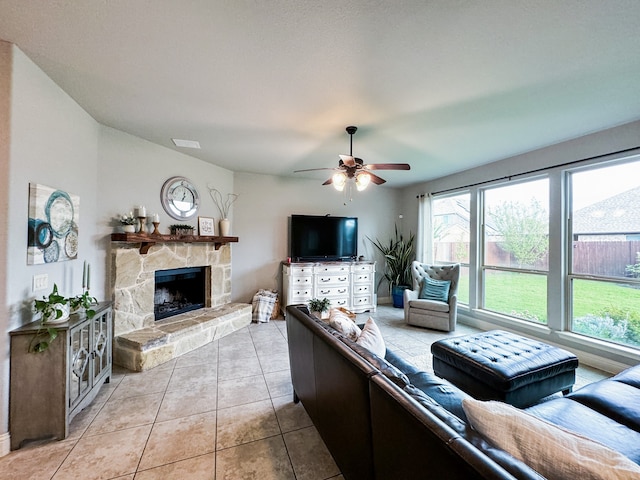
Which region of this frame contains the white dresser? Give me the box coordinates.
[282,261,376,314]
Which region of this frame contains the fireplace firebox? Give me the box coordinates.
[154,267,207,320]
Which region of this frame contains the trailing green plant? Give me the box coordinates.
[368,225,415,293]
[29,326,59,353]
[308,297,331,313]
[33,283,68,323]
[31,283,68,353]
[69,290,98,318]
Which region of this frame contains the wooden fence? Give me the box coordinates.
[435,241,640,277]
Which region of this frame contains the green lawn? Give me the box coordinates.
[456,270,640,325]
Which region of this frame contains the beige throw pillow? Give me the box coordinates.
[462,398,640,480]
[356,317,386,358]
[329,309,361,341]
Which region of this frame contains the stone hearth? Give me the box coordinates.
[111,241,251,371]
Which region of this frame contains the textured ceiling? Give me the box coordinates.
[1,1,640,187]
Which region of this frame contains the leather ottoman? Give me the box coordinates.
[431,330,579,407]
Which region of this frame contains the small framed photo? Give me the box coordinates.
[198,216,215,236]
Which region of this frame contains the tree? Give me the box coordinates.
[489,199,548,268]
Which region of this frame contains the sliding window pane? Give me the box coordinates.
[457,265,469,305]
[484,180,549,270]
[571,161,640,279]
[483,270,547,323]
[572,278,640,348]
[433,193,470,264]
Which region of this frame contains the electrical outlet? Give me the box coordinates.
[33,274,48,292]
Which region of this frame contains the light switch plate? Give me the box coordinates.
[33,274,48,292]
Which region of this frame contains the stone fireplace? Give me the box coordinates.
[110,241,251,371]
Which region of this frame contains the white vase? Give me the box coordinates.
[122,225,136,233]
[219,218,231,236]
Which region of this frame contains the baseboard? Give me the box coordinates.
[0,432,10,457]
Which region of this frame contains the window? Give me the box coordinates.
[432,193,470,304]
[482,179,549,323]
[569,160,640,348]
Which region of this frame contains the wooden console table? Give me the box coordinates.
[111,232,239,254]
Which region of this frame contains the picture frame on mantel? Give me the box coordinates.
[198,216,215,236]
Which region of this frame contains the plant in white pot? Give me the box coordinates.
[30,283,68,353]
[119,211,137,233]
[68,290,98,318]
[308,297,331,319]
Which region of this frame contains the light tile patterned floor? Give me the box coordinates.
[0,306,608,479]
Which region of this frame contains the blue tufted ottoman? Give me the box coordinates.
[431,330,579,407]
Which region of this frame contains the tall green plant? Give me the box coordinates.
[369,225,415,293]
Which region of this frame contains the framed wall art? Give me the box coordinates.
[198,216,215,236]
[27,183,80,264]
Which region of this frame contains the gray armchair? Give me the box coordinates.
[403,262,460,332]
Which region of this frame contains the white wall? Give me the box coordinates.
[96,125,235,280]
[233,172,404,303]
[2,45,101,453]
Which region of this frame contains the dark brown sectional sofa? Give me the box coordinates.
[285,304,640,479]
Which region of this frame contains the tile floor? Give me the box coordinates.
[0,306,608,479]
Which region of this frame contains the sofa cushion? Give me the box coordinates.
[346,340,410,388]
[463,398,640,479]
[384,349,422,376]
[406,371,470,422]
[526,396,640,464]
[408,299,450,312]
[355,317,385,358]
[568,378,640,432]
[419,276,451,302]
[329,309,361,341]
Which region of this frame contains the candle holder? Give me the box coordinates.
[152,221,160,235]
[137,216,147,233]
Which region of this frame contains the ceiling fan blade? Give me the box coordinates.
[294,167,338,173]
[366,172,387,185]
[322,177,333,186]
[363,163,411,171]
[339,155,356,167]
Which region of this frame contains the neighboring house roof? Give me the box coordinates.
[573,186,640,235]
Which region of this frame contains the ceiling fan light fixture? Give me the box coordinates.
[355,172,371,191]
[332,172,347,191]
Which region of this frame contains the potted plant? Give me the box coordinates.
[308,297,331,319]
[34,283,69,324]
[119,211,137,233]
[69,290,98,318]
[369,225,415,308]
[31,283,68,353]
[169,223,195,236]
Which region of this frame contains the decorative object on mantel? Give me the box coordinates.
[198,216,215,236]
[208,186,238,237]
[135,205,147,233]
[169,223,195,236]
[151,213,160,235]
[161,176,200,220]
[27,183,80,264]
[118,211,137,233]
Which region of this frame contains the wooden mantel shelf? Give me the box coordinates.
[111,232,239,254]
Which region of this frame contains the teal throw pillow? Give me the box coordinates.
[419,276,451,302]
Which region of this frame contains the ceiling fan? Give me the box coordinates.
[294,126,411,192]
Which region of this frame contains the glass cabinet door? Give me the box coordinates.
[92,310,111,384]
[69,321,91,409]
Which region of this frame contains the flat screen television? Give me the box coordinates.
[289,215,358,261]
